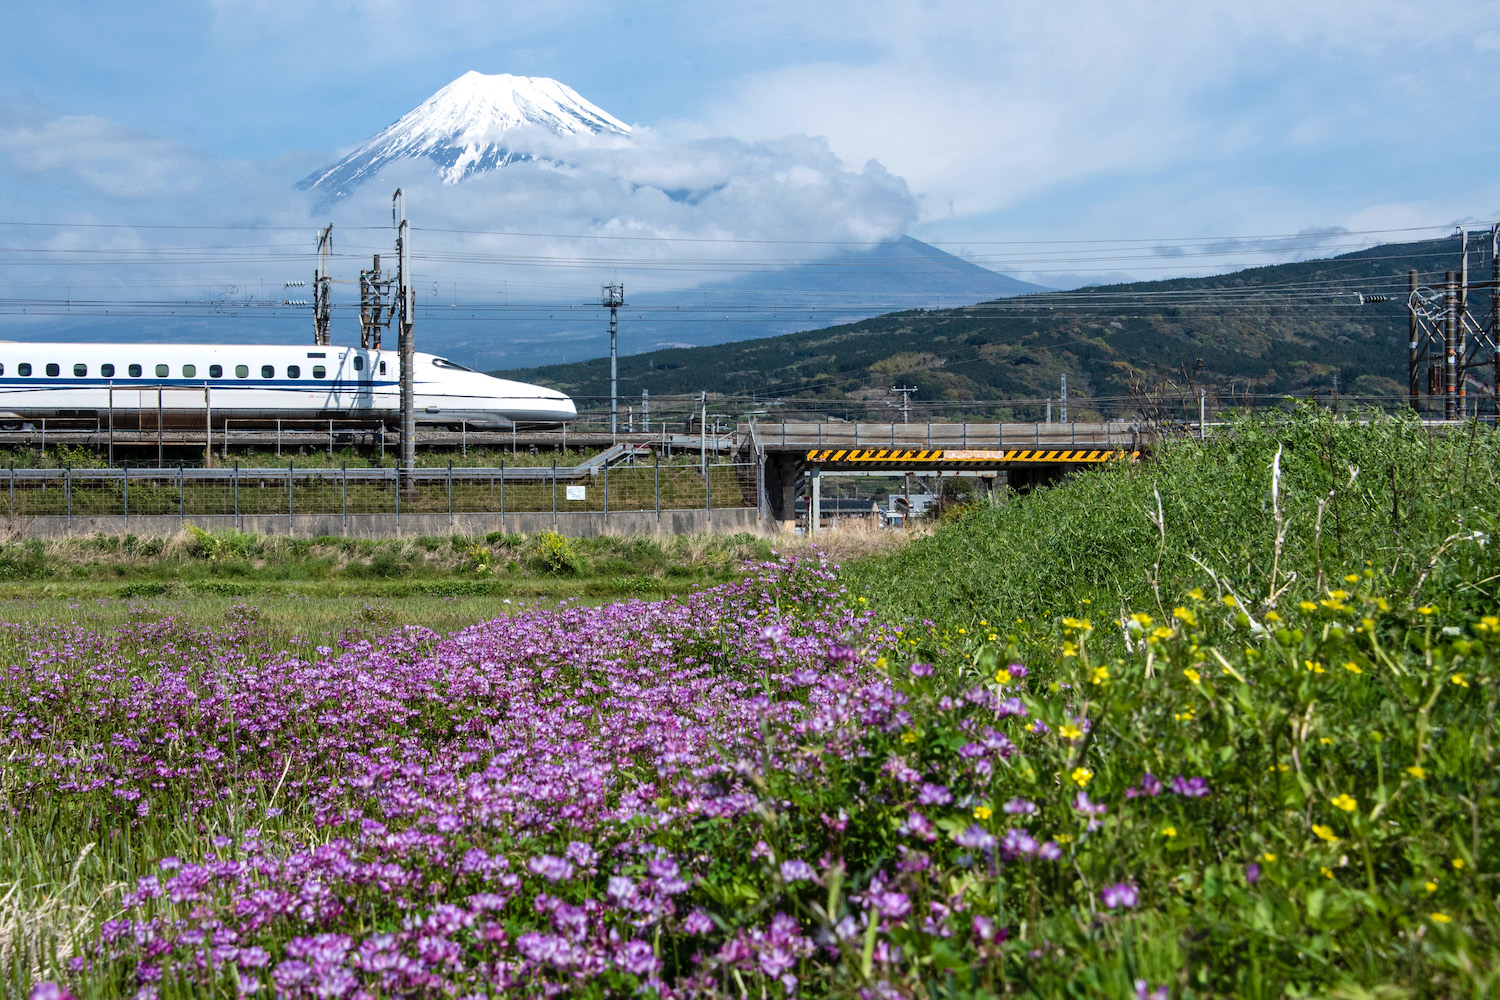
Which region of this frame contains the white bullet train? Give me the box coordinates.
[0,342,577,428]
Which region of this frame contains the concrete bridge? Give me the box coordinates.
[743,420,1146,531]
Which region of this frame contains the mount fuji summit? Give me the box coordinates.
[299,72,630,199]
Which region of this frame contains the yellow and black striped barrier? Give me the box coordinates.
[803,447,1139,465]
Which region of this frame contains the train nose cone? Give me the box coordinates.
[556,396,578,421]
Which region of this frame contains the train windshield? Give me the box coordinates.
[432,358,477,372]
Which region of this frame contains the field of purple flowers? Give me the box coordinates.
[6,413,1500,998]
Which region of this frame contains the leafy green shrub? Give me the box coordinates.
[525,531,584,576]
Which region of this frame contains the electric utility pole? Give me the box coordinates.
[394,190,415,490]
[891,386,917,424]
[1060,373,1068,423]
[602,283,625,442]
[313,225,333,346]
[360,254,387,350]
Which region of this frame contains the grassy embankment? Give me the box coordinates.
[5,408,1499,997]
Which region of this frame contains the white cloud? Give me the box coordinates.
[0,103,212,200]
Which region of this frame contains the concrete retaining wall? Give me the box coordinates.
[8,507,761,540]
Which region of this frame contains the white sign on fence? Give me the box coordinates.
[566,485,586,501]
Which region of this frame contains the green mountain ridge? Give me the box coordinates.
[495,237,1492,420]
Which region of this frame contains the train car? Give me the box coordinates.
[0,342,576,428]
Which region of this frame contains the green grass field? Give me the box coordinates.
[4,407,1499,998]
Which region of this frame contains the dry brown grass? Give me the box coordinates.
[770,517,925,563]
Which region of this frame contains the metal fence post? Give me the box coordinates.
[551,459,558,528]
[654,449,660,523]
[65,462,71,529]
[178,460,184,523]
[706,460,711,524]
[233,461,239,529]
[342,462,348,531]
[7,461,11,522]
[395,464,400,527]
[604,462,609,523]
[288,461,294,529]
[123,462,128,523]
[447,461,453,527]
[499,457,506,530]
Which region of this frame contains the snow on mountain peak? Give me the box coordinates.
[299,72,630,198]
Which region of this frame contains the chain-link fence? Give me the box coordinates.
[0,459,757,522]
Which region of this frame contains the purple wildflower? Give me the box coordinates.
[1245,863,1261,885]
[909,662,934,677]
[1100,882,1140,909]
[779,859,816,883]
[1172,775,1210,797]
[526,854,575,883]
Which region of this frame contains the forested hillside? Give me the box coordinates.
[497,237,1490,419]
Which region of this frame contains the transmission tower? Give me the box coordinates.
[602,283,625,441]
[394,190,416,489]
[1407,226,1500,419]
[313,225,332,346]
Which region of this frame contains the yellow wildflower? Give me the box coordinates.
[1343,661,1363,674]
[1187,587,1205,600]
[901,730,917,744]
[1090,665,1109,685]
[1059,723,1083,741]
[1161,826,1177,837]
[1062,617,1092,632]
[1375,597,1389,612]
[1056,832,1074,844]
[979,619,988,626]
[1431,913,1452,924]
[1150,626,1174,641]
[875,656,887,669]
[1312,824,1339,843]
[1319,737,1333,745]
[957,627,966,635]
[1222,595,1238,607]
[1418,606,1435,616]
[1130,612,1154,627]
[1183,668,1201,685]
[995,669,1012,686]
[1425,880,1438,893]
[1262,853,1277,863]
[1343,574,1359,584]
[1061,641,1078,658]
[1406,765,1426,779]
[1173,606,1197,626]
[1173,708,1195,722]
[1330,793,1357,812]
[1070,767,1094,787]
[1451,674,1469,688]
[1321,866,1334,879]
[1452,858,1465,870]
[1299,601,1318,613]
[1265,610,1282,622]
[1329,589,1350,600]
[973,805,992,820]
[1304,660,1326,674]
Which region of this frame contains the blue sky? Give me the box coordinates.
[2,0,1500,293]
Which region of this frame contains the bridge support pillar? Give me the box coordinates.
[764,452,803,531]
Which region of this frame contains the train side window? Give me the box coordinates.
[261,365,274,378]
[209,364,222,378]
[17,364,30,377]
[312,365,326,379]
[0,364,5,376]
[287,365,300,379]
[379,361,387,375]
[128,364,142,378]
[155,364,168,377]
[46,363,60,377]
[353,356,365,372]
[183,364,196,378]
[74,364,87,377]
[235,365,249,378]
[101,364,114,377]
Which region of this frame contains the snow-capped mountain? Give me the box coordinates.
[299,71,630,199]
